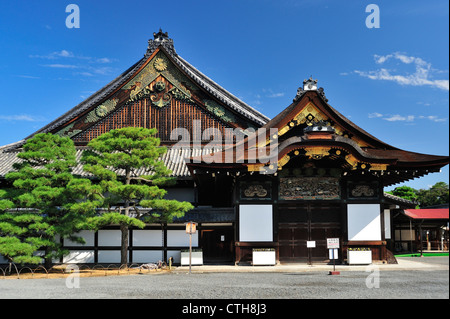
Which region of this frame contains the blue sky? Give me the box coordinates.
[0,0,448,191]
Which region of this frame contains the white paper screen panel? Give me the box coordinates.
[347,204,381,241]
[239,205,273,242]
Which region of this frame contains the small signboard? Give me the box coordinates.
[327,238,340,275]
[327,238,340,249]
[306,241,316,248]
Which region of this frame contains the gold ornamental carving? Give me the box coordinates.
[243,185,268,198]
[304,147,331,160]
[154,58,167,72]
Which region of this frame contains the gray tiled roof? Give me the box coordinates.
[174,54,269,126]
[0,149,22,177]
[0,147,213,179]
[383,192,418,207]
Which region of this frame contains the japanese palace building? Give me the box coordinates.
[1,30,448,265]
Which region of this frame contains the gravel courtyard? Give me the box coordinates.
[0,257,448,299]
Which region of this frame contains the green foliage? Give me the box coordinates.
[86,212,146,229]
[388,182,449,208]
[417,182,449,207]
[82,127,193,264]
[387,186,418,203]
[0,133,101,265]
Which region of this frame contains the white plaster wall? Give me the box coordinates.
[98,250,123,263]
[98,230,122,246]
[167,250,181,264]
[384,209,391,239]
[64,230,95,246]
[133,230,163,247]
[347,204,381,241]
[167,230,198,247]
[63,251,95,263]
[133,250,163,263]
[239,205,273,242]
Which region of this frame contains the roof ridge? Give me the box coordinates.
[27,57,146,139]
[6,30,269,151]
[173,54,270,125]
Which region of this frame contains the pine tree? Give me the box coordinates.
[0,133,102,267]
[0,192,44,264]
[82,127,193,265]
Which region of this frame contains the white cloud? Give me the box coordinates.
[383,114,415,122]
[30,50,74,59]
[16,75,40,79]
[368,112,383,118]
[58,50,74,58]
[418,115,447,122]
[369,112,447,123]
[374,54,393,64]
[96,57,115,63]
[42,64,78,69]
[267,92,285,98]
[30,50,116,77]
[355,52,449,91]
[0,114,46,122]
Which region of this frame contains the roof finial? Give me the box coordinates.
[303,77,318,90]
[293,77,328,102]
[147,28,175,56]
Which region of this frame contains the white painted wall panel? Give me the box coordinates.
[384,209,391,239]
[98,250,123,263]
[64,230,95,246]
[167,250,181,264]
[347,204,381,241]
[167,230,198,247]
[133,230,163,247]
[63,251,95,263]
[133,251,163,263]
[98,230,122,246]
[239,205,273,242]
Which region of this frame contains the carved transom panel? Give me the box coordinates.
[239,181,272,200]
[279,177,340,200]
[347,181,379,199]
